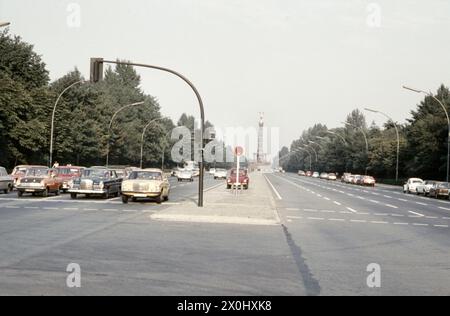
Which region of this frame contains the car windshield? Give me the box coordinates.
[13,167,28,175]
[216,169,226,172]
[129,171,162,180]
[25,168,49,177]
[231,170,247,176]
[82,169,108,178]
[57,168,80,175]
[412,180,423,183]
[438,183,449,188]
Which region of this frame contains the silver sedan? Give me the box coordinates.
[0,167,13,194]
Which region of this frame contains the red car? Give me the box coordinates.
[55,165,84,192]
[226,168,249,189]
[305,171,312,177]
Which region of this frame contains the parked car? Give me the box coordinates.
[209,168,216,175]
[226,168,249,189]
[55,165,84,193]
[11,165,47,188]
[403,178,424,194]
[312,172,320,178]
[298,170,306,176]
[68,167,122,199]
[192,168,200,177]
[429,182,450,199]
[305,171,312,177]
[121,168,170,204]
[320,172,329,180]
[0,166,13,194]
[355,175,364,185]
[328,173,337,180]
[416,180,436,196]
[347,175,355,184]
[362,176,376,187]
[213,168,228,180]
[341,173,351,183]
[177,169,194,182]
[16,167,62,197]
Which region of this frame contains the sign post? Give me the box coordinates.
[234,146,244,195]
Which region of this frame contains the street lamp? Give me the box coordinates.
[0,22,10,28]
[91,58,206,207]
[305,144,318,162]
[106,101,145,167]
[280,148,312,171]
[342,121,369,175]
[140,117,164,169]
[364,107,400,182]
[403,85,450,182]
[326,131,347,145]
[49,80,85,167]
[309,140,325,151]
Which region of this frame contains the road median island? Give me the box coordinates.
[151,172,280,225]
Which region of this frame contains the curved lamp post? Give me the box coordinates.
[279,148,312,171]
[140,117,164,169]
[93,59,206,207]
[106,101,145,167]
[49,80,85,167]
[364,107,400,182]
[342,121,369,174]
[403,85,450,182]
[327,131,347,145]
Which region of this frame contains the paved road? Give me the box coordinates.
[264,172,450,295]
[1,171,449,295]
[0,174,304,295]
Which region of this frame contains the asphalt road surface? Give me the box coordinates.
[0,172,449,295]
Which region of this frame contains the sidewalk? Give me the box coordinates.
[151,172,280,225]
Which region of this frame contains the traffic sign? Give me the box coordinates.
[234,146,244,156]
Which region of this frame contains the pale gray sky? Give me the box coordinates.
[1,0,450,149]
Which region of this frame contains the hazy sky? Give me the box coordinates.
[1,0,450,151]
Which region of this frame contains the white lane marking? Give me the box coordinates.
[317,194,322,198]
[329,218,345,222]
[391,214,404,217]
[63,207,78,210]
[393,222,409,225]
[371,221,388,224]
[434,224,448,228]
[307,217,324,220]
[287,216,303,219]
[415,202,428,206]
[264,175,283,200]
[102,208,118,212]
[24,206,38,209]
[83,208,98,211]
[443,217,450,220]
[408,211,424,217]
[383,195,393,199]
[43,207,58,210]
[286,207,300,211]
[374,213,388,216]
[385,204,398,209]
[339,211,352,214]
[412,223,429,227]
[350,219,367,223]
[324,197,330,201]
[357,212,370,215]
[439,206,450,211]
[398,198,408,202]
[369,200,380,204]
[141,210,157,213]
[320,210,336,213]
[346,207,358,213]
[333,201,341,206]
[5,206,19,208]
[424,216,438,219]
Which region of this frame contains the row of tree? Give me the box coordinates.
[278,85,450,183]
[0,29,213,171]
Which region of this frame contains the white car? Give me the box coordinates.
[177,170,194,182]
[209,168,216,175]
[312,172,320,178]
[328,173,337,180]
[214,168,228,180]
[403,178,424,194]
[416,180,436,196]
[0,167,13,194]
[121,168,170,204]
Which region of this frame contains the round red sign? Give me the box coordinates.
[234,146,244,156]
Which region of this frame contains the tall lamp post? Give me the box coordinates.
[403,85,450,182]
[106,101,145,167]
[342,121,369,174]
[364,107,400,182]
[140,117,164,169]
[280,148,312,171]
[90,58,206,207]
[49,80,85,167]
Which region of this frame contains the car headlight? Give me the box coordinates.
[68,180,74,188]
[40,180,45,186]
[99,181,104,189]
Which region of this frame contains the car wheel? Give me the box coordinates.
[42,188,49,197]
[17,191,23,197]
[70,193,77,199]
[155,192,163,204]
[122,195,129,204]
[244,185,249,190]
[226,184,231,189]
[55,188,60,196]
